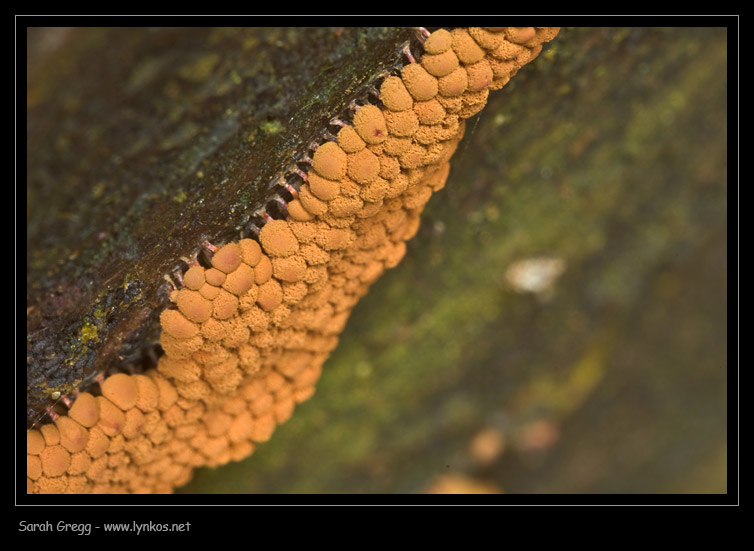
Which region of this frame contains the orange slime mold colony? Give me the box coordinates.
[27,27,560,494]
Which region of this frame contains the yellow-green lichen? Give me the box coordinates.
[260,120,284,135]
[79,321,98,343]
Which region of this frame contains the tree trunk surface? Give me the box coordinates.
[27,27,727,494]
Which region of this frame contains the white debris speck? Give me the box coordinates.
[505,256,566,295]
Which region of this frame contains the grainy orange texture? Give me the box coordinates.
[27,27,559,494]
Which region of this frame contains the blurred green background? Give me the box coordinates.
[181,27,728,494]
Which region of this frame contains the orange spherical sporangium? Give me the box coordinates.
[384,109,420,138]
[438,67,468,97]
[101,373,139,411]
[414,98,446,125]
[212,243,243,274]
[380,76,414,111]
[353,105,388,145]
[312,141,347,180]
[239,238,262,267]
[183,266,205,290]
[67,392,99,428]
[55,416,89,453]
[451,28,486,64]
[40,423,60,446]
[465,60,494,92]
[27,430,46,455]
[222,263,256,296]
[258,219,299,257]
[347,148,381,184]
[96,396,126,437]
[505,27,537,44]
[175,289,213,323]
[298,185,328,216]
[468,27,505,51]
[287,199,315,221]
[422,49,459,77]
[308,172,341,201]
[423,28,452,54]
[254,254,273,284]
[337,126,366,153]
[400,63,438,101]
[161,309,199,339]
[204,268,226,286]
[40,445,71,477]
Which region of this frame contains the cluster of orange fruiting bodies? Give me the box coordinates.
[27,27,559,494]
